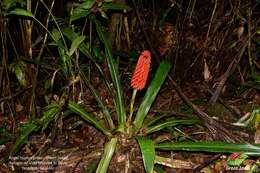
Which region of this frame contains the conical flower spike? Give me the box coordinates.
[131,50,151,90]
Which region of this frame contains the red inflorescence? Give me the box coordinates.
[131,50,151,90]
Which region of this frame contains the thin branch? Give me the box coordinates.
[168,75,240,142]
[30,0,55,117]
[131,0,160,64]
[193,154,221,172]
[204,0,218,46]
[209,41,248,105]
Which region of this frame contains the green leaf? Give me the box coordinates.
[80,70,115,129]
[249,109,260,129]
[0,128,12,145]
[6,104,60,159]
[154,165,165,173]
[100,10,109,20]
[68,35,85,56]
[93,16,126,130]
[58,47,72,76]
[51,28,61,43]
[86,160,99,172]
[8,121,39,157]
[70,6,91,22]
[15,65,26,86]
[93,46,103,61]
[39,103,61,131]
[68,101,111,136]
[155,141,260,156]
[81,0,95,9]
[227,153,248,166]
[62,27,78,41]
[63,28,112,92]
[44,78,52,90]
[63,27,95,62]
[137,137,155,173]
[133,61,172,131]
[96,138,117,173]
[147,119,200,134]
[228,41,237,48]
[3,0,25,12]
[10,61,27,86]
[9,8,34,17]
[256,27,260,35]
[101,2,131,11]
[143,114,168,127]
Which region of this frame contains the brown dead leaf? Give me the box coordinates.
[200,167,214,173]
[15,104,24,112]
[254,128,260,144]
[203,59,212,82]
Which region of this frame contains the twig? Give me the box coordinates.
[206,88,242,118]
[209,41,248,105]
[123,15,131,50]
[7,30,19,58]
[0,162,12,173]
[72,158,83,173]
[7,102,15,134]
[188,0,197,23]
[30,0,55,117]
[204,0,218,46]
[1,16,15,128]
[159,1,175,26]
[131,0,160,64]
[168,75,240,142]
[151,109,194,118]
[193,154,221,172]
[0,85,32,102]
[247,7,254,74]
[124,152,130,173]
[182,51,203,80]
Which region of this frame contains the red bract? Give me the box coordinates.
[131,50,151,90]
[229,153,241,160]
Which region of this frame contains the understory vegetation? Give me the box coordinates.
[0,0,260,172]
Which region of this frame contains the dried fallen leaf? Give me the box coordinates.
[201,167,214,173]
[254,128,260,144]
[203,59,212,82]
[15,104,24,112]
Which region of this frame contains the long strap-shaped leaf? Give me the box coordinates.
[8,103,61,158]
[96,138,117,173]
[92,16,126,130]
[133,61,172,131]
[68,101,111,136]
[147,119,200,134]
[137,137,155,173]
[7,122,39,158]
[155,141,260,156]
[80,70,115,129]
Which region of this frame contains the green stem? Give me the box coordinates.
[128,89,137,124]
[39,0,68,50]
